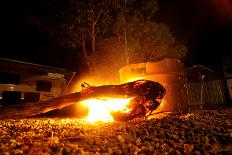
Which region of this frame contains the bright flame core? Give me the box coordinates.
[81,98,132,123]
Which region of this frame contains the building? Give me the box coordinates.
[186,65,231,110]
[119,58,189,112]
[223,56,232,101]
[0,58,76,106]
[119,59,231,112]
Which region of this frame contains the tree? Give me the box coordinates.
[26,0,187,77]
[113,0,187,63]
[59,0,114,73]
[113,0,158,64]
[91,37,126,83]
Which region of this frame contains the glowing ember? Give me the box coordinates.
[81,98,132,123]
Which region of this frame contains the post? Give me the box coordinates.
[200,74,205,109]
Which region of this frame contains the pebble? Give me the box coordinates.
[0,109,231,154]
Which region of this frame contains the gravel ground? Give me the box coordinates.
[0,109,231,155]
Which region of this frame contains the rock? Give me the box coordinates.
[210,143,221,154]
[117,135,125,143]
[52,147,63,155]
[161,143,169,152]
[172,134,179,141]
[184,144,194,153]
[169,149,182,155]
[1,109,232,154]
[135,137,141,146]
[128,143,140,154]
[159,129,165,135]
[201,136,209,144]
[193,150,201,155]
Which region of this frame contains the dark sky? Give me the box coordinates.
[156,0,232,70]
[0,0,232,72]
[0,1,51,61]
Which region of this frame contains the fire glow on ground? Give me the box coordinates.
[0,109,231,154]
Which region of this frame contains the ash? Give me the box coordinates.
[0,110,231,155]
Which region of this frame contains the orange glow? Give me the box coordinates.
[71,76,121,92]
[156,99,166,112]
[211,0,232,20]
[124,77,144,83]
[80,98,132,123]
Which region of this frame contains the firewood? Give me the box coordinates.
[0,80,165,119]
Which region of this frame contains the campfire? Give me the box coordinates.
[1,80,231,154]
[80,98,133,123]
[0,80,166,121]
[78,79,166,122]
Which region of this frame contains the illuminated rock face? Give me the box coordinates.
[119,58,189,112]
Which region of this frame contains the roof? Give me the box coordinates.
[185,65,223,81]
[0,57,75,79]
[185,65,214,75]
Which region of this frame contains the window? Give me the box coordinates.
[226,66,232,74]
[23,92,40,103]
[0,72,20,84]
[2,91,21,105]
[36,81,52,92]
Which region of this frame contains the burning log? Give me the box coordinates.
[0,80,165,120]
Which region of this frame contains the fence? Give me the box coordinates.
[188,80,228,107]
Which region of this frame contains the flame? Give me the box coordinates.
[81,98,132,123]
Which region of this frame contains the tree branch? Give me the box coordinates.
[93,9,102,26]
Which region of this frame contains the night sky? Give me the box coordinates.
[156,0,232,71]
[0,0,232,72]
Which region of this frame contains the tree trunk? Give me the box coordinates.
[123,0,129,65]
[124,27,129,65]
[91,22,96,55]
[0,80,166,119]
[0,84,132,119]
[82,31,93,73]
